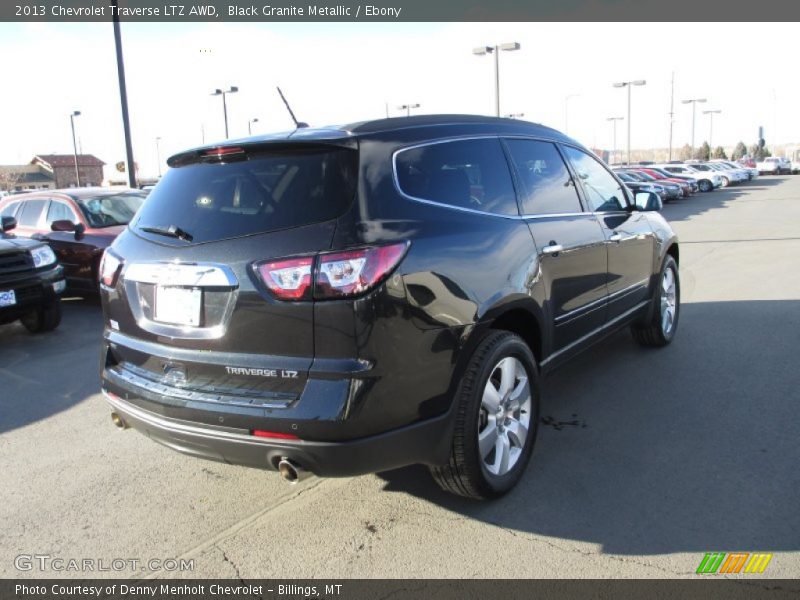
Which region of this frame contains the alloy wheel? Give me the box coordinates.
[660,266,678,335]
[478,357,532,476]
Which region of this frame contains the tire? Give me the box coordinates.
[430,331,540,500]
[720,176,729,187]
[20,299,62,333]
[698,179,712,192]
[631,255,679,347]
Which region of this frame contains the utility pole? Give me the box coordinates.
[112,0,136,188]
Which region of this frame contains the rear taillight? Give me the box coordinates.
[315,243,407,299]
[99,250,123,288]
[256,257,313,301]
[254,242,408,302]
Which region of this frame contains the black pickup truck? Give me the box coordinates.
[0,216,65,333]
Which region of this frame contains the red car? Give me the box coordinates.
[0,188,146,294]
[632,168,693,197]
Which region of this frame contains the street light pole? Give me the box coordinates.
[613,80,646,165]
[606,117,624,165]
[564,94,580,134]
[248,117,259,135]
[211,86,239,139]
[682,97,707,156]
[472,42,520,117]
[155,136,162,178]
[397,103,420,117]
[69,111,81,187]
[703,109,721,154]
[112,0,137,188]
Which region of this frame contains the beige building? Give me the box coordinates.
[31,154,105,188]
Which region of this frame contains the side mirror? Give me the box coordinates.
[634,191,662,212]
[1,216,17,232]
[51,219,77,232]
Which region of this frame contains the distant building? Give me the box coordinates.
[31,154,105,188]
[0,164,55,192]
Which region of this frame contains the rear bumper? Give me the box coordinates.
[103,389,453,477]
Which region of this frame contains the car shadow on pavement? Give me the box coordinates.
[0,296,103,434]
[377,299,800,555]
[658,178,783,223]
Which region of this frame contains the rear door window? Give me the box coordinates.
[132,146,357,244]
[16,199,48,228]
[46,200,78,226]
[395,138,518,216]
[504,139,583,215]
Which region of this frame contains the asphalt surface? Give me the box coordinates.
[1,175,798,580]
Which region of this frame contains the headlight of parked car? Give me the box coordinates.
[30,245,57,268]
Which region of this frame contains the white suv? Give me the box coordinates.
[654,163,721,192]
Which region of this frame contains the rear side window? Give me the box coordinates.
[46,201,77,225]
[16,199,48,227]
[133,147,357,244]
[504,139,582,215]
[395,138,517,216]
[1,201,20,219]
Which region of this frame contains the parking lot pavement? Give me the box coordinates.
[1,176,799,580]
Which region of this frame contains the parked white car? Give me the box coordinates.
[716,160,758,180]
[654,163,722,192]
[757,157,783,174]
[705,162,748,184]
[791,160,800,175]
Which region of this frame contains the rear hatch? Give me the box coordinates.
[103,141,358,412]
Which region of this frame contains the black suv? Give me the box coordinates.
[99,115,679,499]
[0,216,65,332]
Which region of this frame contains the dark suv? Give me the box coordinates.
[99,115,679,499]
[0,216,65,332]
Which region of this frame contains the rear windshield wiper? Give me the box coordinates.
[139,224,193,242]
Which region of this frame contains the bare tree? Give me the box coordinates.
[0,168,22,193]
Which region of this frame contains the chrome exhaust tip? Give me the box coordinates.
[110,412,128,430]
[277,458,310,484]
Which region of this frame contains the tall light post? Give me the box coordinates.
[155,136,162,178]
[472,42,521,117]
[211,86,239,139]
[613,80,646,165]
[397,103,420,117]
[69,111,81,187]
[606,116,624,165]
[703,109,721,155]
[564,94,580,134]
[248,117,259,135]
[682,97,707,157]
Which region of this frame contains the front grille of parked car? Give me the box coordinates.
[13,284,42,303]
[0,252,33,276]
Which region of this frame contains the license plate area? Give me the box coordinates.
[154,286,202,327]
[0,289,16,307]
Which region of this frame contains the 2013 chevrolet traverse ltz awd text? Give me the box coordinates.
[99,115,679,499]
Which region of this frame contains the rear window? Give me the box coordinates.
[133,147,357,244]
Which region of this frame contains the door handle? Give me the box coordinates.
[542,242,563,255]
[608,233,622,243]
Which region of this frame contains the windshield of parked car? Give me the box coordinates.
[631,171,656,181]
[77,192,146,228]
